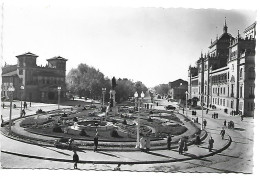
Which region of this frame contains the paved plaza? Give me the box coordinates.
[0,98,254,173]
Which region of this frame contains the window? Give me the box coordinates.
[220,99,222,105]
[249,86,255,98]
[220,88,222,94]
[240,86,243,98]
[240,68,243,79]
[223,99,225,106]
[231,101,234,109]
[223,87,225,94]
[231,84,234,97]
[232,64,234,71]
[248,67,255,79]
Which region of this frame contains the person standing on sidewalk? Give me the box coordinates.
[241,115,244,121]
[220,128,225,140]
[208,137,214,152]
[203,119,207,128]
[195,134,201,146]
[73,150,79,169]
[178,138,184,154]
[146,136,151,152]
[167,134,172,150]
[224,120,227,127]
[94,134,99,152]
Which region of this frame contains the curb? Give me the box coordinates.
[1,134,232,165]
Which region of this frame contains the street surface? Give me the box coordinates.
[0,98,256,173]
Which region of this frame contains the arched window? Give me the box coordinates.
[248,67,255,79]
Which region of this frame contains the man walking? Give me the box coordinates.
[220,128,225,140]
[73,150,79,169]
[94,134,99,152]
[208,137,214,152]
[167,134,172,150]
[241,115,244,121]
[203,119,207,128]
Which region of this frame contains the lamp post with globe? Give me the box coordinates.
[8,86,15,134]
[134,91,145,148]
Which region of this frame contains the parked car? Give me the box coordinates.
[165,105,176,110]
[54,138,77,150]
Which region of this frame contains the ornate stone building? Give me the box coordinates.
[188,20,256,117]
[1,52,67,103]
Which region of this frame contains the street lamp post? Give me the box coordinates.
[8,86,15,134]
[185,91,188,116]
[57,86,61,110]
[102,88,106,106]
[20,86,24,117]
[134,91,145,148]
[201,92,204,130]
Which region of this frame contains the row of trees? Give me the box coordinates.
[66,63,148,103]
[153,84,170,97]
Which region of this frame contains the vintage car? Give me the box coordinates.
[54,138,78,150]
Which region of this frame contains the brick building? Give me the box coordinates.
[188,20,256,117]
[1,52,67,103]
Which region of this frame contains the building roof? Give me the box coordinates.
[244,22,257,33]
[169,79,188,88]
[209,33,234,48]
[47,56,68,61]
[2,70,18,77]
[16,52,38,58]
[2,64,17,74]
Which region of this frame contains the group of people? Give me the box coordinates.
[178,138,188,154]
[139,136,151,152]
[211,112,219,119]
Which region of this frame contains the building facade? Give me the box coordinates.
[168,79,188,100]
[188,20,256,117]
[1,52,68,103]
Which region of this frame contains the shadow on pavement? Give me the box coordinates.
[41,146,71,156]
[216,153,242,159]
[145,151,175,159]
[96,151,120,158]
[233,127,245,131]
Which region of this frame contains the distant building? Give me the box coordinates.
[1,52,67,103]
[188,20,256,117]
[168,79,188,100]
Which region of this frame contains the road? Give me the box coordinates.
[0,99,255,173]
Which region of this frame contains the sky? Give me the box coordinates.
[1,1,257,88]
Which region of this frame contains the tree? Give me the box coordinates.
[66,63,110,98]
[153,84,170,96]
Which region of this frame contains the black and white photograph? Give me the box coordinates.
[0,0,259,176]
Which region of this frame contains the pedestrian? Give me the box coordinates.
[195,134,201,146]
[140,136,146,152]
[224,120,226,127]
[23,101,26,109]
[94,134,99,152]
[183,140,188,152]
[178,138,184,154]
[241,115,244,121]
[216,113,218,119]
[146,136,151,151]
[182,108,184,114]
[203,119,207,128]
[68,138,73,150]
[196,117,198,123]
[73,150,79,169]
[2,102,4,108]
[206,109,209,114]
[209,104,212,108]
[22,109,26,117]
[167,134,172,150]
[30,102,31,107]
[208,137,214,152]
[220,128,225,140]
